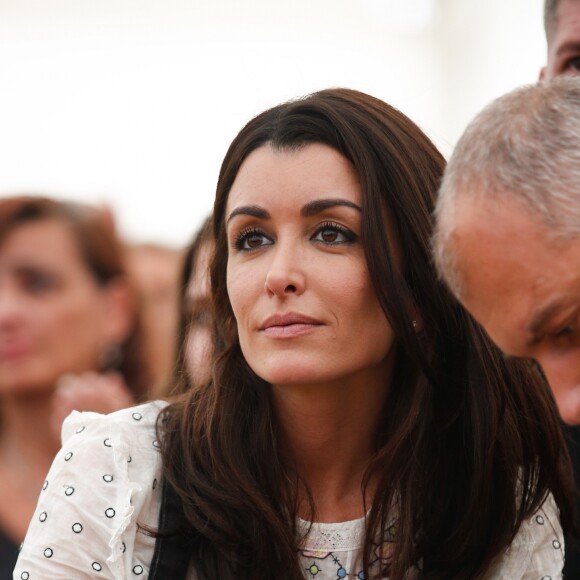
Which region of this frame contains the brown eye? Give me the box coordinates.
[312,222,356,245]
[234,228,273,252]
[246,234,264,248]
[21,270,58,294]
[320,228,339,243]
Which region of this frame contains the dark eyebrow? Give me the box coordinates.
[226,205,270,225]
[300,198,362,217]
[226,199,361,225]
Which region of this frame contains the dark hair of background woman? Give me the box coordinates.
[159,89,576,579]
[0,196,151,399]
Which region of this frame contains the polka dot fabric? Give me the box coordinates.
[482,493,565,579]
[14,400,566,579]
[14,401,166,579]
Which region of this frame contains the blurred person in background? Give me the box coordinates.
[169,216,213,395]
[432,77,580,578]
[125,243,182,395]
[542,2,580,574]
[0,196,150,578]
[541,0,580,80]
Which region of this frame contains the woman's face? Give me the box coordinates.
[185,241,213,385]
[225,143,395,389]
[0,218,124,393]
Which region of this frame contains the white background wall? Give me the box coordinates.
[0,0,546,246]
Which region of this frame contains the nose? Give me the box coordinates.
[537,353,580,425]
[264,241,305,298]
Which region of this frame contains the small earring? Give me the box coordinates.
[412,320,418,329]
[100,343,123,372]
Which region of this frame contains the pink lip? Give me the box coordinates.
[0,344,30,361]
[260,312,323,338]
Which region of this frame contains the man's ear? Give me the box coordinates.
[102,277,136,346]
[539,66,547,80]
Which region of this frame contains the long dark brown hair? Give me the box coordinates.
[0,195,151,398]
[159,89,576,579]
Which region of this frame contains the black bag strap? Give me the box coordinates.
[149,479,192,579]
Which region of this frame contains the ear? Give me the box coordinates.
[101,277,136,346]
[539,66,546,80]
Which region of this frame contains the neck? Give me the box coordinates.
[0,389,60,486]
[272,356,394,523]
[0,388,60,543]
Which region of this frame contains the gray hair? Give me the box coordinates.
[433,77,580,297]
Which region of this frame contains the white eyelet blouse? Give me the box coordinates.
[14,401,565,579]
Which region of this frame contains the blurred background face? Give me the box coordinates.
[184,240,213,385]
[0,218,118,393]
[126,244,181,386]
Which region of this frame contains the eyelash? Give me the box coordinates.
[312,221,357,245]
[532,324,576,347]
[233,227,271,252]
[539,318,579,348]
[232,221,357,252]
[554,324,576,339]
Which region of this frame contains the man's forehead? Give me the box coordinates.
[452,194,580,349]
[454,240,537,356]
[451,196,543,309]
[452,194,522,248]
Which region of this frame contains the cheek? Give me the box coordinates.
[32,301,105,380]
[227,267,255,330]
[335,266,376,317]
[43,301,87,339]
[48,293,107,350]
[339,272,394,352]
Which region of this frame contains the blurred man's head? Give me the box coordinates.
[541,0,580,79]
[433,78,580,423]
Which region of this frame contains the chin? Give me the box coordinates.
[242,342,345,385]
[0,376,51,394]
[251,358,341,388]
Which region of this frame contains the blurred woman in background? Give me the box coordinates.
[170,215,213,395]
[0,196,150,577]
[125,242,182,395]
